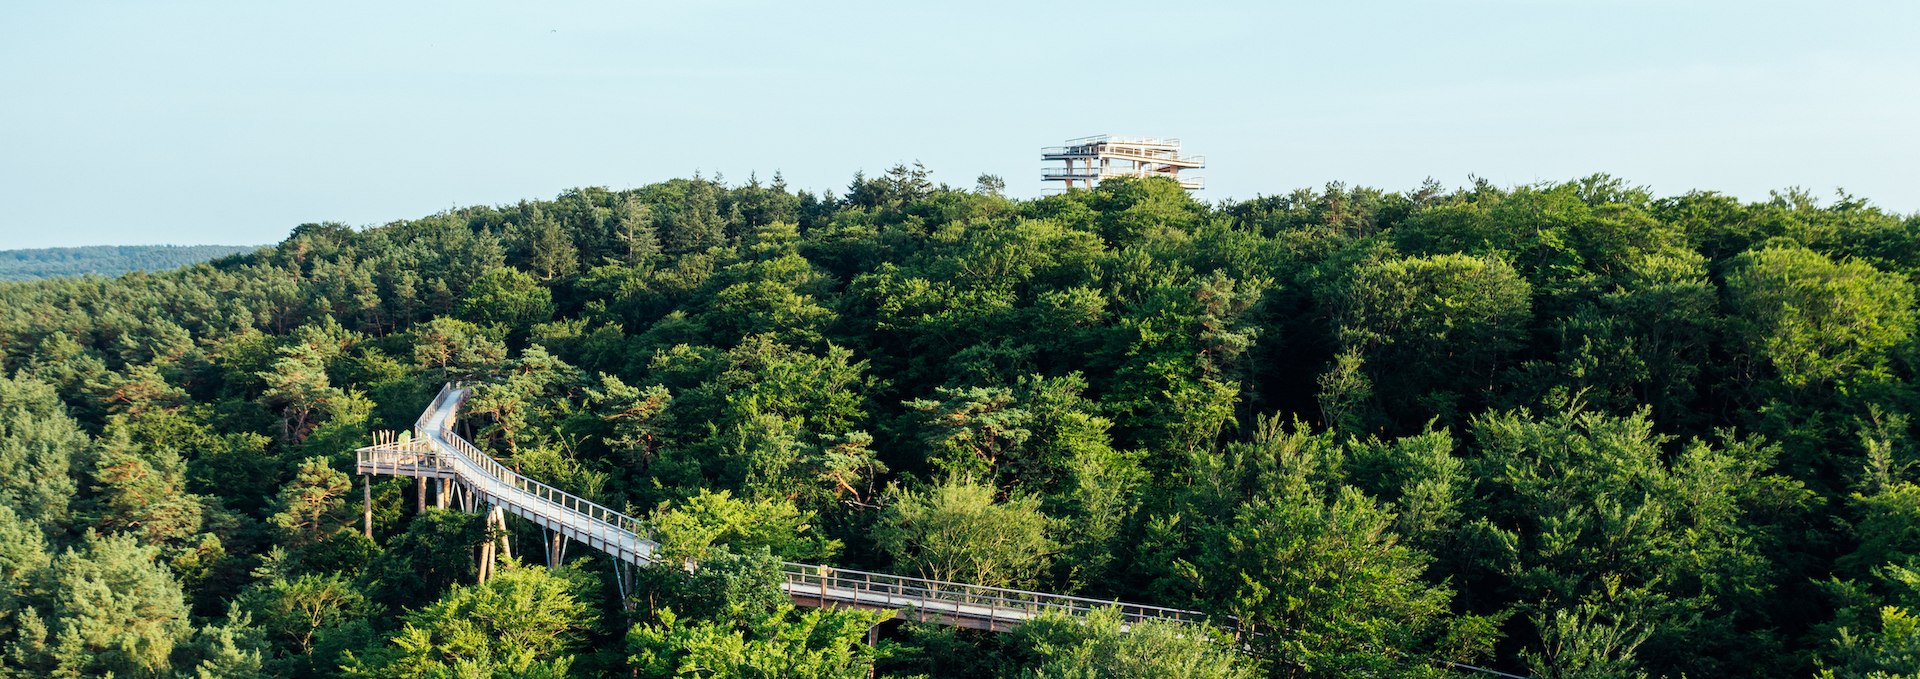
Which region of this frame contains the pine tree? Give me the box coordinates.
[86,427,205,550]
[16,531,193,677]
[184,606,268,679]
[268,457,354,548]
[661,180,726,254]
[528,218,579,281]
[614,195,661,265]
[0,375,86,528]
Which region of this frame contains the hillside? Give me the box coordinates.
[0,244,263,281]
[0,168,1915,678]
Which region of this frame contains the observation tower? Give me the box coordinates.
[1041,135,1204,191]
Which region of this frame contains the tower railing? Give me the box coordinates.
[1063,134,1181,146]
[1041,168,1205,188]
[1041,146,1204,166]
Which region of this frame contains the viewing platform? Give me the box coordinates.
[1042,134,1206,191]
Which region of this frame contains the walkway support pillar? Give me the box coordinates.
[493,506,511,562]
[362,474,373,539]
[416,477,426,514]
[478,511,495,585]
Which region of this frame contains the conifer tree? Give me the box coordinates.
[0,375,85,528]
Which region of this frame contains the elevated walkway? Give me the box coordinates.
[357,383,1204,632]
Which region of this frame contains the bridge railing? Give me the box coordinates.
[778,562,1208,626]
[415,382,453,434]
[420,386,654,545]
[388,382,1209,631]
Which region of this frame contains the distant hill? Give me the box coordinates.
[0,244,262,281]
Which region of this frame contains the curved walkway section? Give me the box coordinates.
[357,382,1206,632]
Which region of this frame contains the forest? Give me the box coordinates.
[0,167,1916,678]
[0,245,263,281]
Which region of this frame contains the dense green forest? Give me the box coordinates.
[0,167,1917,678]
[0,245,263,281]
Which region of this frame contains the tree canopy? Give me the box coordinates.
[0,170,1916,677]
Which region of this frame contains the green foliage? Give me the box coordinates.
[1818,603,1920,679]
[653,178,726,255]
[0,504,49,596]
[1467,405,1807,676]
[1015,374,1143,590]
[4,531,192,677]
[526,219,580,282]
[1537,249,1718,424]
[1010,608,1253,678]
[256,340,346,444]
[652,489,839,562]
[1726,244,1915,391]
[362,510,487,610]
[645,335,876,505]
[1203,488,1472,676]
[1105,269,1265,454]
[269,457,356,548]
[1522,595,1654,679]
[182,606,269,679]
[629,548,890,675]
[0,171,1916,678]
[237,559,375,659]
[587,373,672,471]
[906,385,1032,479]
[0,374,86,528]
[346,562,594,679]
[636,548,790,624]
[696,250,836,346]
[873,475,1056,589]
[458,266,556,330]
[627,604,888,679]
[466,344,587,455]
[410,317,507,376]
[83,425,209,556]
[1330,251,1532,425]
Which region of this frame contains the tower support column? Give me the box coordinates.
[363,475,373,538]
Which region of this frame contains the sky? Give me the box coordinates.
[1,1,1916,248]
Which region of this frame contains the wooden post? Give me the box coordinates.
[416,477,426,514]
[362,474,373,539]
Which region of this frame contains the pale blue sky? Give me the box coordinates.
[2,1,1915,248]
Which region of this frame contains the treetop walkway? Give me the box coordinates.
[355,383,1205,632]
